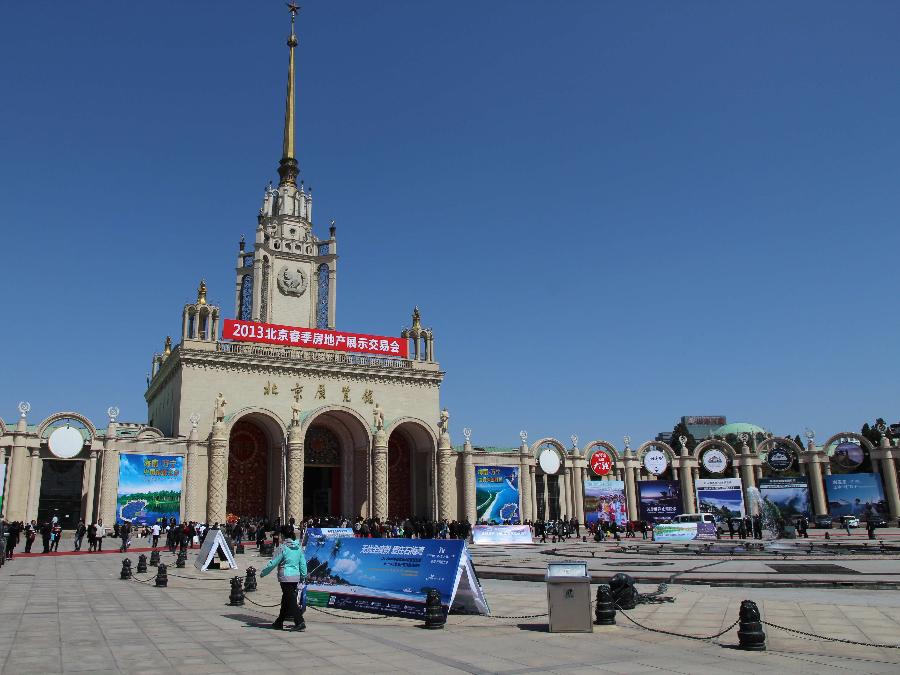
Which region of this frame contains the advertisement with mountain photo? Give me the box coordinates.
[695,478,745,520]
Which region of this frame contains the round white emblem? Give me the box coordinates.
[276,265,308,297]
[701,448,727,474]
[48,425,84,459]
[539,449,561,475]
[642,448,668,475]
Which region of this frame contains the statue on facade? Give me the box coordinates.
[214,393,227,422]
[291,400,302,426]
[439,408,449,436]
[373,403,384,431]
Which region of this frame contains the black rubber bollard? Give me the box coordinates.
[236,542,245,555]
[120,558,133,580]
[229,577,245,606]
[609,573,637,610]
[149,549,160,567]
[155,563,168,587]
[594,584,616,625]
[737,600,766,651]
[244,566,258,593]
[137,554,148,574]
[176,550,187,568]
[423,588,445,629]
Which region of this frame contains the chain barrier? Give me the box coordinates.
[614,605,740,641]
[309,606,391,620]
[762,620,900,649]
[244,596,281,609]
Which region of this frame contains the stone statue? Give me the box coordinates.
[291,400,302,426]
[214,393,227,422]
[439,408,449,435]
[373,403,384,431]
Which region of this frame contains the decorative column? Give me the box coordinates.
[25,447,42,521]
[286,422,304,523]
[679,437,696,514]
[623,440,638,521]
[206,420,228,524]
[739,435,757,516]
[462,432,476,523]
[529,465,537,521]
[98,419,119,528]
[573,461,585,524]
[804,438,827,516]
[84,448,99,524]
[518,435,531,522]
[5,404,32,522]
[558,465,569,519]
[184,414,208,522]
[878,435,900,520]
[355,445,369,517]
[372,427,388,520]
[436,430,453,521]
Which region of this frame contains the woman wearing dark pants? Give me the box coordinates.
[260,528,308,631]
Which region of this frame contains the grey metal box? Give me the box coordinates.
[545,561,592,633]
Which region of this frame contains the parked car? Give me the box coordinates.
[813,515,834,529]
[840,515,860,529]
[866,514,890,528]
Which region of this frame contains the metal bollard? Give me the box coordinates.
[149,549,160,567]
[155,563,168,587]
[120,558,133,580]
[176,550,187,568]
[422,588,445,629]
[594,584,616,625]
[136,554,148,574]
[737,600,766,651]
[244,566,258,593]
[229,577,245,606]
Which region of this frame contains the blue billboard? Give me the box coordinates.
[116,454,183,525]
[475,466,520,523]
[824,473,888,519]
[637,480,682,523]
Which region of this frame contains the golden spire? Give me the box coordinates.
[278,4,300,186]
[163,336,172,356]
[412,306,421,331]
[197,279,207,305]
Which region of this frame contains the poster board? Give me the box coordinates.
[116,454,184,525]
[823,473,888,518]
[303,537,489,619]
[475,466,521,523]
[759,477,811,519]
[695,478,745,519]
[653,522,717,542]
[302,527,355,546]
[584,480,628,526]
[472,524,533,545]
[193,528,238,571]
[638,480,682,523]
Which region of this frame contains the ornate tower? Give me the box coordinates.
[234,5,337,330]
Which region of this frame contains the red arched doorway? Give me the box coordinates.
[388,433,411,517]
[304,425,342,517]
[228,420,270,519]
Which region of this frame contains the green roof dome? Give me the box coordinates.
[713,422,766,437]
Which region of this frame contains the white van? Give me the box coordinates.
[672,513,716,525]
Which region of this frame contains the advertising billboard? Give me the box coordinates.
[475,466,520,524]
[824,473,888,519]
[759,477,811,519]
[471,525,533,545]
[224,319,408,358]
[583,480,628,526]
[695,478,745,519]
[637,480,682,523]
[116,454,184,525]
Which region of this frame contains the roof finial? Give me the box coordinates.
[278,3,300,187]
[197,279,207,305]
[412,306,421,331]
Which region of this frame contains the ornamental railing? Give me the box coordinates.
[214,341,414,370]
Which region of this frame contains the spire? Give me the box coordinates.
[278,4,300,187]
[197,279,207,305]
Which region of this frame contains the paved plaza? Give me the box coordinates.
[2,542,900,674]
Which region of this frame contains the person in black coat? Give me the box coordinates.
[41,521,52,553]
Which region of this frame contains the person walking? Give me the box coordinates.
[260,528,308,632]
[151,522,161,549]
[120,521,131,552]
[94,520,105,551]
[74,521,87,551]
[50,522,62,552]
[25,521,36,553]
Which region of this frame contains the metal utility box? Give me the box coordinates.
[545,561,592,633]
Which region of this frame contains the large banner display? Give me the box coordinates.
[303,528,355,546]
[638,480,682,523]
[759,477,811,519]
[695,478,745,519]
[303,537,489,619]
[824,473,888,518]
[583,480,628,526]
[653,522,718,542]
[116,454,184,525]
[224,319,408,358]
[475,466,520,523]
[471,524,533,545]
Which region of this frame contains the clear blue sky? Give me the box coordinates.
[2,2,899,447]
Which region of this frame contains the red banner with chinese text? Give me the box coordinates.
[223,319,408,358]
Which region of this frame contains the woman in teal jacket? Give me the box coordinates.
[260,528,308,631]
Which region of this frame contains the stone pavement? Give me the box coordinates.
[2,546,900,674]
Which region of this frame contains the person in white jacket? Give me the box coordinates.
[94,520,105,551]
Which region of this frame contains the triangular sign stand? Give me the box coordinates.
[449,543,490,616]
[193,528,238,572]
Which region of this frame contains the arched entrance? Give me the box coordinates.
[387,420,438,519]
[227,419,272,519]
[304,425,342,517]
[388,434,411,517]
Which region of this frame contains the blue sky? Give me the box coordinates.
[2,2,899,447]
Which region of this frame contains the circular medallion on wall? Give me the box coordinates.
[48,425,84,459]
[539,448,561,475]
[276,265,308,296]
[589,449,613,476]
[701,448,728,474]
[832,441,865,470]
[766,446,794,472]
[642,448,668,475]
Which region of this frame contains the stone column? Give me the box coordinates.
[624,451,638,521]
[558,467,569,519]
[680,457,695,514]
[573,464,585,524]
[436,431,453,521]
[518,442,531,522]
[529,465,537,520]
[184,420,208,522]
[462,440,476,523]
[84,449,99,524]
[880,437,900,520]
[98,421,119,528]
[206,421,228,524]
[372,429,388,520]
[805,440,827,516]
[541,473,549,520]
[5,414,31,522]
[25,447,42,522]
[740,441,757,516]
[286,424,304,523]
